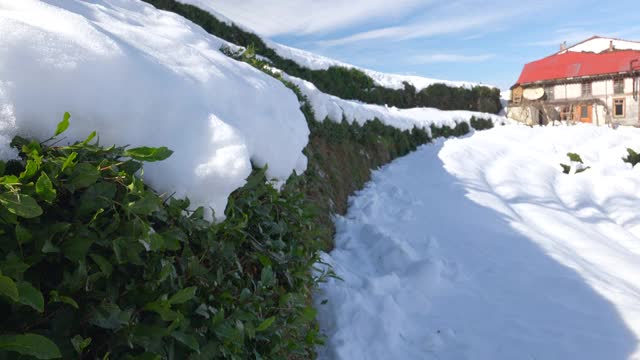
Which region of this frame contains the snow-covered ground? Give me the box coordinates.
[0,0,309,218]
[283,73,508,133]
[317,124,640,359]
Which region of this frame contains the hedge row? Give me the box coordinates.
[0,116,329,359]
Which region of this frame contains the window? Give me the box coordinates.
[545,86,555,100]
[581,82,592,97]
[614,98,625,117]
[581,105,588,118]
[560,106,572,121]
[614,79,625,95]
[512,88,522,105]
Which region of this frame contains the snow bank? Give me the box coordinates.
[0,0,309,218]
[283,73,508,133]
[317,125,640,359]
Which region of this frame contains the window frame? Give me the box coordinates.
[614,78,625,95]
[512,88,522,105]
[545,86,555,100]
[613,98,625,118]
[580,105,589,118]
[581,82,592,97]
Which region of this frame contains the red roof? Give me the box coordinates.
[515,50,640,86]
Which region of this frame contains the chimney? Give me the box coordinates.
[560,41,567,51]
[609,40,615,52]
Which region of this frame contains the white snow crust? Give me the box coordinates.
[0,0,309,218]
[317,124,640,359]
[283,74,508,133]
[269,41,484,91]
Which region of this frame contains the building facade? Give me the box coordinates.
[508,37,640,126]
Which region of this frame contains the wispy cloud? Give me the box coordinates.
[181,0,429,36]
[408,53,495,64]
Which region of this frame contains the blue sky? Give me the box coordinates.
[199,0,640,90]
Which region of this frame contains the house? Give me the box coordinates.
[508,36,640,126]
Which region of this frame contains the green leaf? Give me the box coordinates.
[19,159,40,181]
[62,235,94,262]
[69,163,100,189]
[128,193,161,216]
[257,254,272,267]
[36,173,57,203]
[49,290,79,309]
[144,300,178,321]
[0,193,43,218]
[168,286,197,305]
[567,152,583,163]
[171,331,200,353]
[89,303,131,330]
[0,175,20,185]
[260,266,274,287]
[70,335,91,354]
[41,239,60,254]
[89,254,113,277]
[15,224,33,244]
[0,275,18,301]
[256,316,275,332]
[0,255,30,278]
[124,146,173,162]
[81,131,97,146]
[61,152,78,173]
[0,334,61,359]
[17,281,44,313]
[55,112,70,137]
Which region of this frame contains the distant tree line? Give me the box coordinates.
[142,0,502,114]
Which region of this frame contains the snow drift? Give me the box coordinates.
[0,0,309,218]
[318,125,640,359]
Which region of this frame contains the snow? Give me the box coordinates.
[317,124,640,359]
[283,73,508,133]
[269,41,485,91]
[0,0,309,219]
[562,36,640,54]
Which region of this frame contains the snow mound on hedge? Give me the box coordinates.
[269,42,485,91]
[283,73,508,133]
[0,0,309,218]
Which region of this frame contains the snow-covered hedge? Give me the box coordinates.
[142,0,503,114]
[0,0,309,218]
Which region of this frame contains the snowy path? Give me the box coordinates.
[317,125,640,359]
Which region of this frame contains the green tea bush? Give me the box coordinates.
[469,116,494,131]
[622,148,640,167]
[0,114,328,359]
[561,152,590,174]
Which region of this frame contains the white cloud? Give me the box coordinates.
[408,53,495,64]
[180,0,428,36]
[315,6,526,48]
